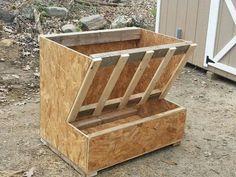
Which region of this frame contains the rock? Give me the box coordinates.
[0,8,15,23]
[21,5,34,20]
[23,65,31,71]
[0,39,14,47]
[80,15,107,30]
[45,7,68,17]
[62,24,76,33]
[33,72,40,78]
[131,15,145,27]
[111,15,130,29]
[0,58,5,62]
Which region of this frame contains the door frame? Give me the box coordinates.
[155,0,236,76]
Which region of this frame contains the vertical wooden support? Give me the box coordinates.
[139,47,176,105]
[93,54,129,116]
[118,50,154,109]
[159,44,197,99]
[67,58,102,122]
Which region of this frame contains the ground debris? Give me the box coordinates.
[0,170,24,177]
[23,167,35,177]
[160,160,178,166]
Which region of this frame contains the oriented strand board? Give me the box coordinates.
[40,28,193,175]
[87,109,186,172]
[40,37,90,172]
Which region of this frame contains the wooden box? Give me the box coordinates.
[40,28,196,176]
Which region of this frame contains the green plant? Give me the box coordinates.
[151,6,157,17]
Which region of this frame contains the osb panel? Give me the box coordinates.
[82,115,141,134]
[156,54,184,89]
[138,29,183,47]
[88,110,186,172]
[81,99,179,134]
[40,37,91,172]
[83,58,164,105]
[70,40,138,56]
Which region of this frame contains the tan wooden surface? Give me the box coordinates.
[118,50,154,109]
[40,37,90,172]
[40,28,194,175]
[93,54,129,116]
[45,27,141,47]
[87,108,186,172]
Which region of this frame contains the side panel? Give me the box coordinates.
[40,37,91,172]
[88,108,186,172]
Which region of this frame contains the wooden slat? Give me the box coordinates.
[44,28,141,47]
[159,44,197,99]
[91,42,191,67]
[139,47,176,105]
[74,108,137,129]
[79,89,161,113]
[93,54,129,116]
[67,58,102,122]
[118,50,154,109]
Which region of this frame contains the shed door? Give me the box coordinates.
[204,0,236,76]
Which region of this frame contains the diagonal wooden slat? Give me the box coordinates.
[118,50,154,109]
[67,58,102,122]
[159,44,197,99]
[139,47,176,105]
[93,54,129,116]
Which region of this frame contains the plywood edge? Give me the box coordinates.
[39,35,93,60]
[141,28,186,43]
[88,106,186,138]
[90,41,192,67]
[42,27,141,47]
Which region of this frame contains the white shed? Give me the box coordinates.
[156,0,236,81]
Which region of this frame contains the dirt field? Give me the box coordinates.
[1,59,235,176]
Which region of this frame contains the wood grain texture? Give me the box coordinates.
[40,37,90,172]
[93,54,129,116]
[71,40,138,56]
[72,29,193,109]
[139,47,176,104]
[87,108,186,172]
[81,98,179,135]
[138,27,184,47]
[40,28,192,175]
[118,50,154,109]
[45,27,141,47]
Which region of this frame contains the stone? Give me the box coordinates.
[80,14,107,30]
[131,15,145,27]
[62,24,76,33]
[21,5,34,20]
[0,39,14,47]
[0,8,15,23]
[45,7,68,17]
[111,15,131,29]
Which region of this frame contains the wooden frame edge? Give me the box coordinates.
[88,106,186,138]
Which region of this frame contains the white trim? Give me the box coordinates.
[225,0,236,25]
[204,0,220,67]
[208,62,236,75]
[214,35,236,62]
[155,0,161,33]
